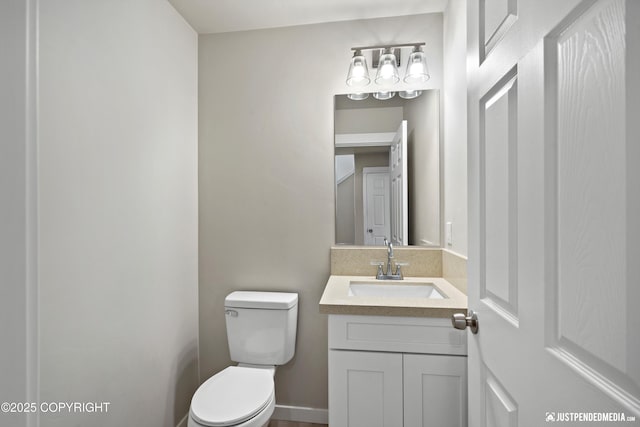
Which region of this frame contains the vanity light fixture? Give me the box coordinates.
[345,42,429,100]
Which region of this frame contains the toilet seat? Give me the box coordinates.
[190,366,274,427]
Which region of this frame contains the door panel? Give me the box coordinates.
[404,354,467,427]
[481,0,518,61]
[482,365,518,427]
[329,350,403,427]
[480,68,519,324]
[544,0,640,409]
[468,0,640,424]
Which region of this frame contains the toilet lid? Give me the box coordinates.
[190,366,274,427]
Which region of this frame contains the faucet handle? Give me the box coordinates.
[394,262,409,279]
[370,261,385,279]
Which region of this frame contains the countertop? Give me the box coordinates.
[319,275,468,318]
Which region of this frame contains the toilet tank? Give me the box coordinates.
[224,291,298,366]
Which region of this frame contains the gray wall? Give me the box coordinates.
[405,90,440,245]
[443,0,468,255]
[334,106,404,133]
[37,1,199,426]
[0,2,36,426]
[199,13,443,410]
[336,175,356,244]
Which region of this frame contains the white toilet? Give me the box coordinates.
[188,291,298,427]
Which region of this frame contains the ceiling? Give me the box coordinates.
[168,0,449,34]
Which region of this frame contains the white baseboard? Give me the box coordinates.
[176,412,189,427]
[272,404,328,424]
[178,405,328,426]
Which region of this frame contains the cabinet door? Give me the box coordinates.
[329,350,403,427]
[404,354,467,427]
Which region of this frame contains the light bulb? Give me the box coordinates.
[380,63,395,79]
[409,62,424,76]
[352,65,366,79]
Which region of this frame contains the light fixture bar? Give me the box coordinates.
[350,42,425,52]
[345,41,430,93]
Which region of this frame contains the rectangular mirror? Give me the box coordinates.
[334,91,441,247]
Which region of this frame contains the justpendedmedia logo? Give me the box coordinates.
[545,411,634,423]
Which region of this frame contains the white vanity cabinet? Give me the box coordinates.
[328,314,467,427]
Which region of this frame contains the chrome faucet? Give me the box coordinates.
[374,238,404,280]
[384,238,394,277]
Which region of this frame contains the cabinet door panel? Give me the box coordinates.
[404,353,467,427]
[329,350,403,427]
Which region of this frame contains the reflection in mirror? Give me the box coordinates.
[334,91,440,247]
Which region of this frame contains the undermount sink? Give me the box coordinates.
[348,282,445,299]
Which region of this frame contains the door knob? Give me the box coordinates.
[367,229,373,233]
[451,310,479,334]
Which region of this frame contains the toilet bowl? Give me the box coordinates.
[188,291,298,427]
[188,366,275,427]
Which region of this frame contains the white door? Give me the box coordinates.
[363,167,390,245]
[390,120,408,245]
[467,0,640,424]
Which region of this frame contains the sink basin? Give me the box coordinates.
[348,282,445,299]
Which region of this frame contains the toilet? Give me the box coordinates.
[188,291,298,427]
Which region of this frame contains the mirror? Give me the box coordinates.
[334,91,440,246]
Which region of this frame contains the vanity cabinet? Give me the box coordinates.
[328,314,467,427]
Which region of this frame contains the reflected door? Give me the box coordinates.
[363,167,390,246]
[390,120,408,245]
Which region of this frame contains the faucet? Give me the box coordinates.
[384,238,394,277]
[374,238,404,280]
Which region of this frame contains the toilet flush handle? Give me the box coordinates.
[225,309,238,317]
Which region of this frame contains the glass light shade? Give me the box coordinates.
[403,47,430,84]
[374,49,400,85]
[346,51,371,87]
[347,92,370,101]
[373,91,396,100]
[399,90,423,99]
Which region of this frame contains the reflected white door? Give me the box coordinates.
[467,0,640,424]
[363,167,390,246]
[390,120,408,246]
